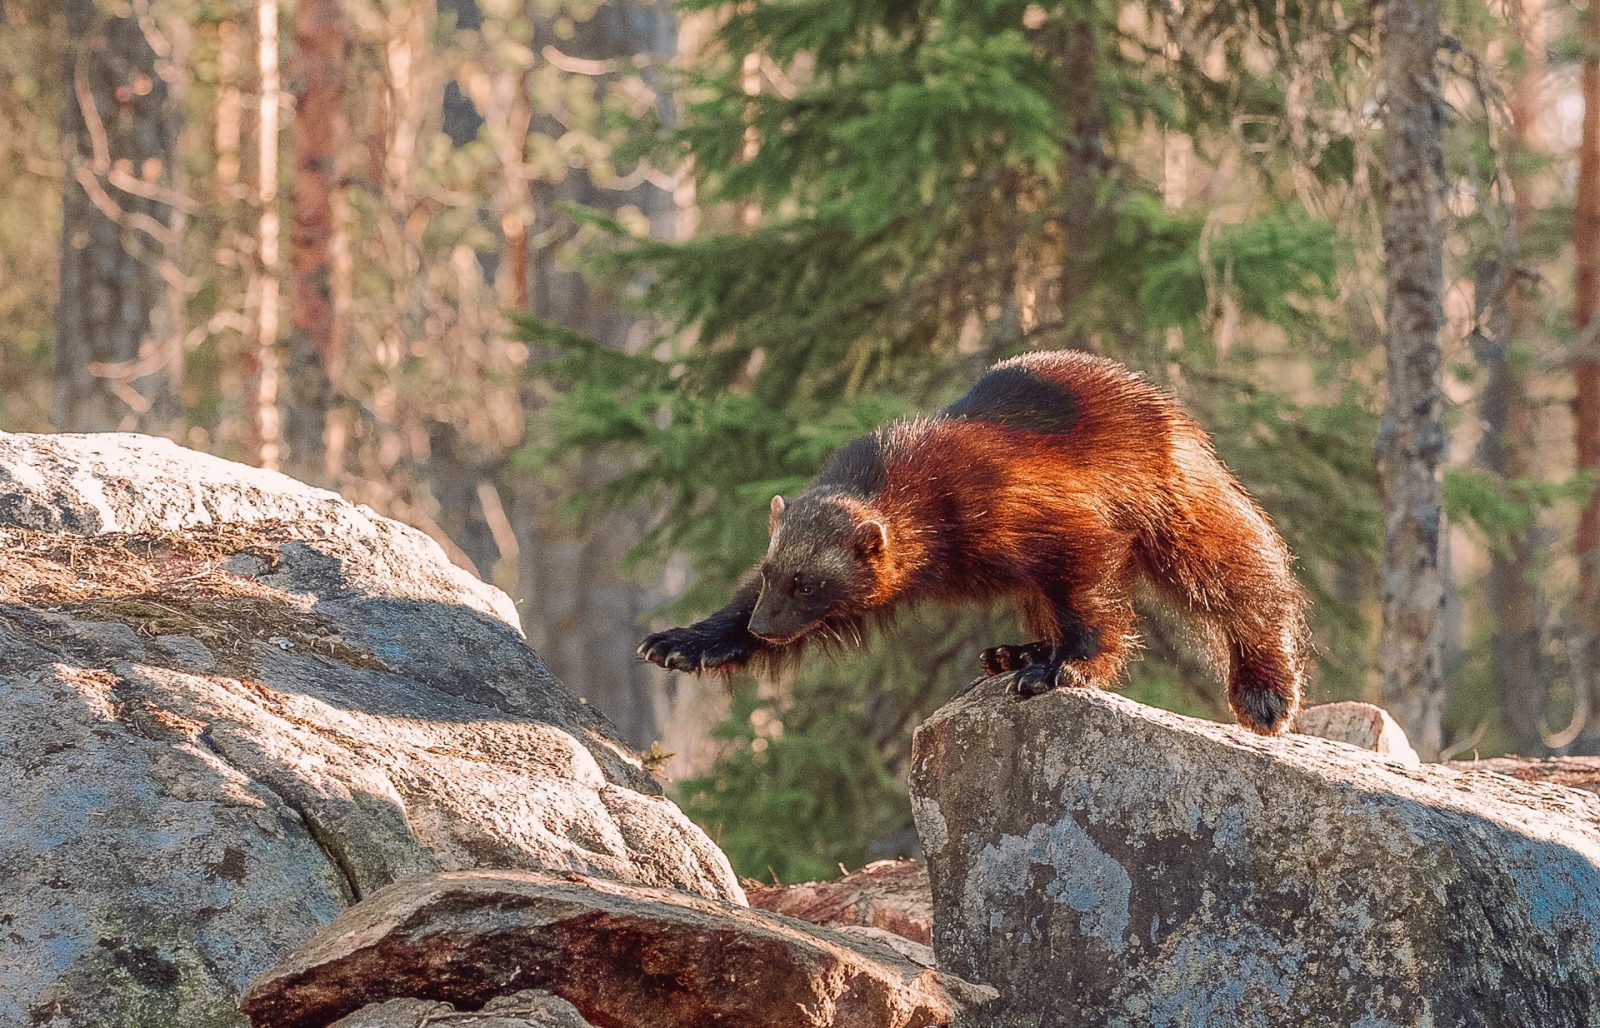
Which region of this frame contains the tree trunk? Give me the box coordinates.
[1480,0,1548,754]
[1053,11,1110,351]
[283,0,347,485]
[1376,0,1447,758]
[55,0,182,432]
[1574,0,1600,752]
[247,0,284,468]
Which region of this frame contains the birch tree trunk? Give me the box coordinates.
[1376,0,1447,758]
[247,0,284,468]
[283,0,347,485]
[56,0,182,432]
[1573,0,1600,752]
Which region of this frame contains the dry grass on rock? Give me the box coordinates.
[1,523,388,672]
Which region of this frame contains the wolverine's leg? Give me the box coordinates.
[639,578,767,674]
[1006,584,1135,697]
[1136,478,1306,734]
[1226,636,1303,735]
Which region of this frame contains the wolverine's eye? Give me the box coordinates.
[798,580,814,595]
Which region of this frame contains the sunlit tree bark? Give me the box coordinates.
[1053,10,1110,350]
[247,0,284,467]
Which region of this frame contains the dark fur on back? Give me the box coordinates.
[815,434,889,497]
[639,350,1308,734]
[944,365,1080,434]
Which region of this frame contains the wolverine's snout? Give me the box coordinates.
[748,592,815,644]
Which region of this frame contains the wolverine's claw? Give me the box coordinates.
[638,629,683,669]
[980,642,1053,676]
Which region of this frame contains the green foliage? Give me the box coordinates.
[1103,195,1339,334]
[0,0,63,430]
[1444,467,1595,552]
[676,682,909,884]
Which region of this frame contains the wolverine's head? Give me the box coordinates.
[748,493,887,644]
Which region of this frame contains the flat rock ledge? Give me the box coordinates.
[912,683,1600,1028]
[241,870,997,1028]
[0,432,739,1027]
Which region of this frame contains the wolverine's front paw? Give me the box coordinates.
[980,642,1052,676]
[638,628,755,674]
[1007,660,1091,697]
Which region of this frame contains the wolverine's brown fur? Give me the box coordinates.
[639,350,1309,734]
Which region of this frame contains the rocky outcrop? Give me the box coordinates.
[1293,699,1420,766]
[747,859,934,945]
[911,682,1600,1028]
[0,432,739,1027]
[241,870,996,1028]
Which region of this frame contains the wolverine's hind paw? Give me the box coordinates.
[980,642,1053,676]
[1231,686,1297,735]
[638,627,755,674]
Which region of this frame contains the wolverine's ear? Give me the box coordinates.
[852,519,887,559]
[769,495,787,535]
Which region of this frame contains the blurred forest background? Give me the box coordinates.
[5,0,1600,881]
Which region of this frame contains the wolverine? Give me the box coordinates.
[638,350,1308,734]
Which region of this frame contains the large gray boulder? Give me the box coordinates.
[0,432,739,1027]
[911,682,1600,1027]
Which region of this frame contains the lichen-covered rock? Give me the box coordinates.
[911,682,1600,1028]
[0,432,740,1028]
[747,859,934,945]
[241,870,997,1028]
[1293,700,1419,766]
